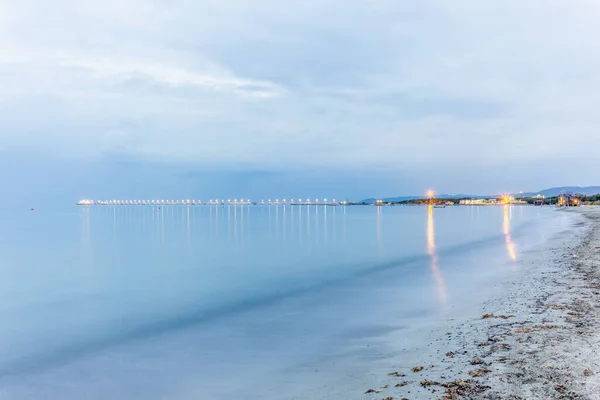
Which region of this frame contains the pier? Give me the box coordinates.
[77,198,344,206]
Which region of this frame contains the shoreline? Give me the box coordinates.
[363,207,600,399]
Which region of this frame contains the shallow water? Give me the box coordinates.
[0,205,576,399]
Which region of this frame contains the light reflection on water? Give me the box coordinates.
[427,205,447,305]
[503,205,518,269]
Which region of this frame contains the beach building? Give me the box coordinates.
[459,198,497,205]
[558,193,582,207]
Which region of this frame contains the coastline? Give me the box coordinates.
[363,207,600,399]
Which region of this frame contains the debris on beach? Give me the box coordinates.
[394,381,409,387]
[364,388,380,394]
[537,324,563,329]
[481,313,515,320]
[517,324,564,334]
[445,351,456,357]
[470,357,483,365]
[439,379,490,399]
[545,303,567,310]
[490,343,511,352]
[468,368,492,377]
[478,336,505,346]
[411,366,424,372]
[515,327,532,333]
[387,371,405,377]
[420,379,440,387]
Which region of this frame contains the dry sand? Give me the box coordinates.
[363,207,600,399]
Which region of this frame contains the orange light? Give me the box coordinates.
[426,190,434,198]
[427,205,447,304]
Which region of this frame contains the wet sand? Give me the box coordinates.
[363,207,600,399]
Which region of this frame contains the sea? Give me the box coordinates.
[0,204,577,399]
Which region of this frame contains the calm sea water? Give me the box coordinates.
[0,205,576,399]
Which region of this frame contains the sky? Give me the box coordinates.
[2,0,600,207]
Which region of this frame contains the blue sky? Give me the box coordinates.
[2,1,600,207]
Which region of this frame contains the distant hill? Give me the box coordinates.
[525,186,600,197]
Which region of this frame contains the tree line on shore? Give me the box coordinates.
[358,194,600,206]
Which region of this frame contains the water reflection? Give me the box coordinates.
[427,205,447,304]
[376,206,382,249]
[503,205,518,269]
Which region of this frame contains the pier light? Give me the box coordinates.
[315,198,318,202]
[426,190,435,198]
[306,198,310,202]
[324,198,327,202]
[275,198,279,202]
[283,198,286,203]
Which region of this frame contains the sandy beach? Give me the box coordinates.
[363,207,600,399]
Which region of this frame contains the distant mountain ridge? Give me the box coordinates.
[360,186,600,203]
[523,186,600,197]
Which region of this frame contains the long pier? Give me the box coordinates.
[77,198,345,206]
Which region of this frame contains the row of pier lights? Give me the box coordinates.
[78,198,347,206]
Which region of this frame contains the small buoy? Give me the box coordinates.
[31,208,34,211]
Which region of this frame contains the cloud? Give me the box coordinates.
[2,0,600,176]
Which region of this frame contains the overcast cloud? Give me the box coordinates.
[1,1,600,205]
